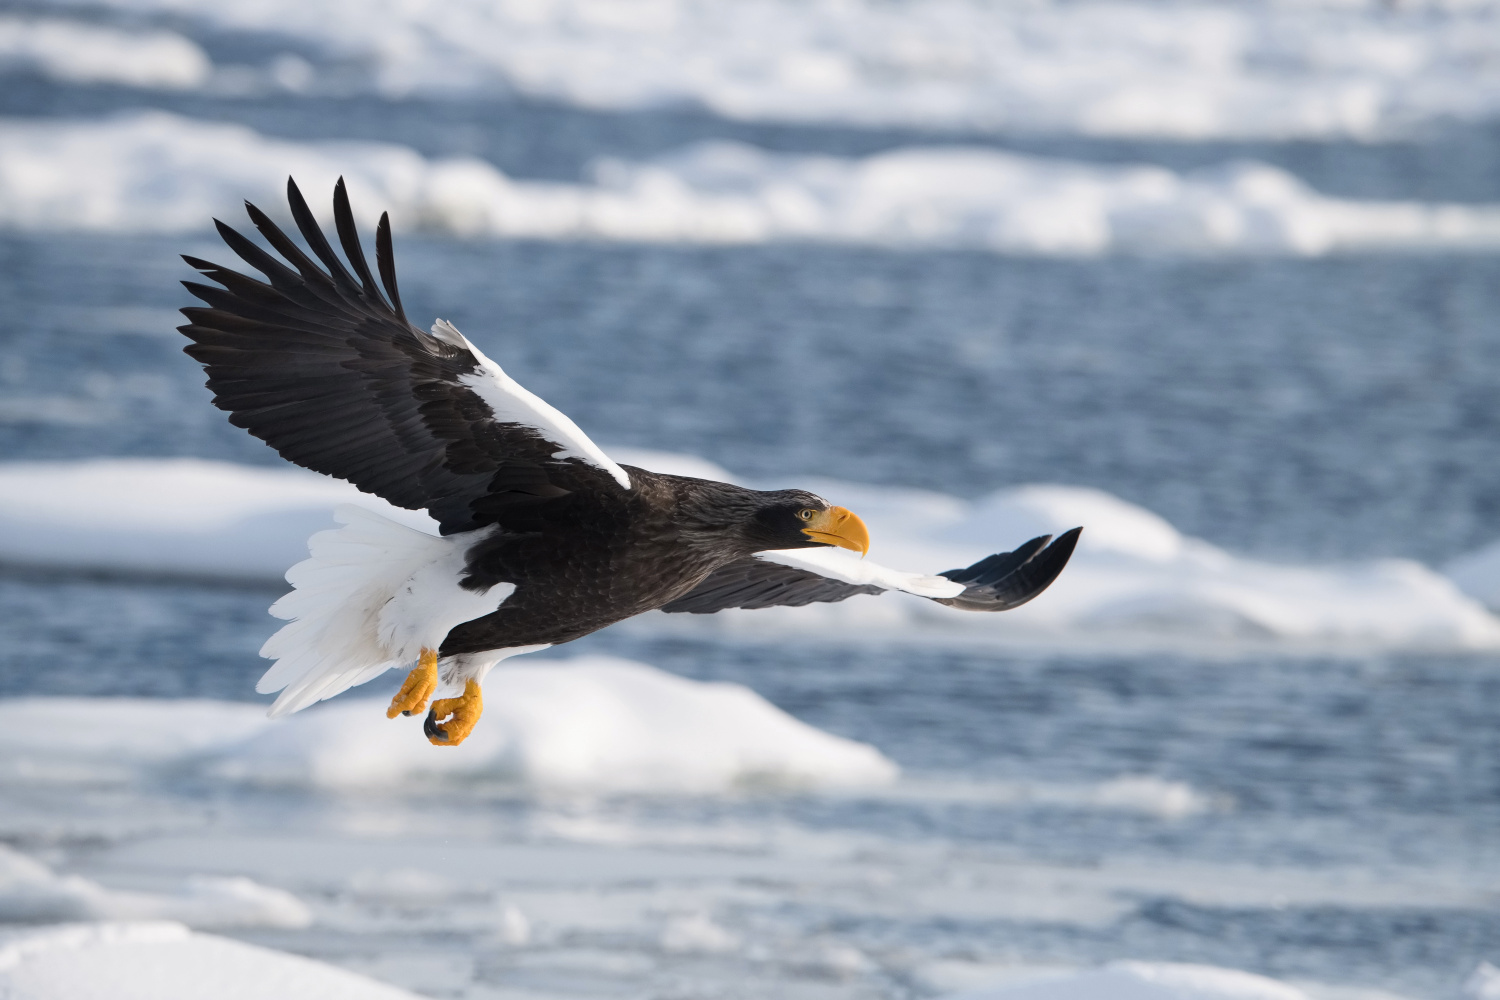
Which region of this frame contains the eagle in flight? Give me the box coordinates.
[179,179,1080,746]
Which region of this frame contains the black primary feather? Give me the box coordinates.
[662,528,1081,615]
[178,178,616,535]
[935,527,1082,611]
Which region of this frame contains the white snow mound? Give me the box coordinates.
[5,457,1498,651]
[946,960,1308,1000]
[0,16,210,90]
[0,844,310,928]
[720,475,1500,651]
[1442,541,1500,612]
[21,0,1500,140]
[3,113,1500,255]
[0,921,419,999]
[0,658,898,793]
[0,458,431,581]
[215,656,900,791]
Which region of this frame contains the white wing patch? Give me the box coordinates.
[756,547,966,599]
[435,319,632,490]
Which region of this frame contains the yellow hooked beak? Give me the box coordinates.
[801,505,870,556]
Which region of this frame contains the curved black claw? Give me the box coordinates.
[934,526,1082,612]
[423,708,450,743]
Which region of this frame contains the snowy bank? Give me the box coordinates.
[0,657,898,793]
[20,0,1500,140]
[745,477,1500,650]
[1442,541,1500,612]
[5,456,1498,651]
[0,16,210,90]
[5,113,1500,255]
[943,961,1309,1000]
[0,458,426,582]
[0,921,419,1000]
[0,845,308,929]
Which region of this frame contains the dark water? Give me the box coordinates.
[3,568,1499,996]
[5,71,1500,1000]
[4,234,1500,563]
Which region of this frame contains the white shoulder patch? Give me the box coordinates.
[755,547,966,599]
[434,319,632,490]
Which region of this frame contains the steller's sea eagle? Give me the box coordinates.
[178,179,1080,746]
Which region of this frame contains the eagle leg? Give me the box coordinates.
[387,648,439,719]
[425,679,483,746]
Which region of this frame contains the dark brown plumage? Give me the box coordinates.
[179,178,1079,743]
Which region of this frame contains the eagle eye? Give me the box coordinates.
[797,508,817,522]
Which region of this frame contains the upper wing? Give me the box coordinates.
[662,528,1081,615]
[178,177,629,535]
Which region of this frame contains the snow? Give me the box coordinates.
[1467,962,1500,999]
[21,0,1500,140]
[0,921,421,999]
[1442,541,1500,611]
[943,961,1309,1000]
[0,16,210,90]
[0,845,310,928]
[4,113,1500,255]
[0,458,425,582]
[5,456,1499,651]
[720,477,1500,650]
[0,656,899,792]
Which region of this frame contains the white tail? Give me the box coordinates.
[257,505,501,717]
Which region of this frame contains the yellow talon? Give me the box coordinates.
[424,678,483,746]
[387,648,438,719]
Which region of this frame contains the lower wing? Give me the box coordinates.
[661,528,1081,615]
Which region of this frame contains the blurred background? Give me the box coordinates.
[2,1,1500,998]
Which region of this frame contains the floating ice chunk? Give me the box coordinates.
[1443,541,1500,611]
[0,845,310,929]
[4,113,1500,255]
[945,961,1309,1000]
[947,485,1185,563]
[0,698,271,784]
[0,17,210,90]
[0,659,896,793]
[659,913,739,954]
[25,0,1500,140]
[0,459,431,582]
[1467,962,1500,999]
[1086,777,1210,820]
[0,921,418,999]
[214,656,900,792]
[6,457,1500,651]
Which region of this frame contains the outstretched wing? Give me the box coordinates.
[662,528,1081,615]
[178,177,629,535]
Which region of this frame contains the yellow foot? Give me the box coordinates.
[424,678,483,746]
[387,648,438,719]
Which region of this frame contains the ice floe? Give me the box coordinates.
[0,921,419,999]
[1442,540,1500,611]
[213,656,900,791]
[942,961,1309,1000]
[0,16,210,90]
[0,657,898,792]
[21,0,1500,140]
[754,477,1500,650]
[5,456,1499,651]
[4,113,1500,254]
[0,845,309,929]
[0,458,427,582]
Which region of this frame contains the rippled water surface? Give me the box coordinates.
[4,58,1500,1000]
